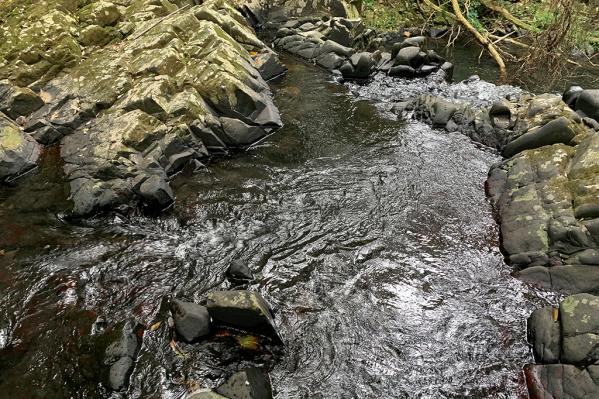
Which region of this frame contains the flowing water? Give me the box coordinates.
[0,56,557,398]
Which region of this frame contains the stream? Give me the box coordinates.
[0,55,558,398]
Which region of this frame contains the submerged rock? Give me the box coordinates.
[170,299,211,343]
[104,321,140,391]
[206,290,280,341]
[215,368,273,399]
[226,260,255,284]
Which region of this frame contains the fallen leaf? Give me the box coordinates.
[552,307,559,322]
[249,51,258,57]
[150,321,161,331]
[169,340,188,358]
[236,335,260,351]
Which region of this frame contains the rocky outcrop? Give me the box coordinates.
[2,0,284,215]
[526,294,599,398]
[272,18,452,81]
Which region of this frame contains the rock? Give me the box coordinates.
[226,260,254,284]
[220,117,270,147]
[440,61,454,80]
[0,81,45,119]
[326,23,351,47]
[104,321,140,391]
[315,40,354,57]
[394,46,425,69]
[388,65,416,78]
[216,368,273,399]
[502,116,577,158]
[0,113,42,182]
[187,389,229,399]
[563,85,584,108]
[316,52,346,70]
[253,51,287,81]
[559,294,599,365]
[527,306,561,363]
[170,299,211,343]
[575,89,599,122]
[136,174,175,211]
[346,52,373,79]
[79,1,122,27]
[525,364,599,399]
[205,290,280,341]
[109,357,134,391]
[78,25,113,47]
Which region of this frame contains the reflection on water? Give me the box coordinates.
[0,55,555,398]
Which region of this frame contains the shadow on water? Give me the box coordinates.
[0,55,558,398]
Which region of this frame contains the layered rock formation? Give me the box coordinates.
[526,294,599,398]
[0,0,285,216]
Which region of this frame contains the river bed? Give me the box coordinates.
[0,55,557,398]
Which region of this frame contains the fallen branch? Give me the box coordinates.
[480,0,538,33]
[449,0,507,81]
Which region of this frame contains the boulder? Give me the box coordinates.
[394,46,425,69]
[170,299,211,343]
[563,85,584,109]
[253,51,287,81]
[0,81,45,119]
[525,364,599,399]
[502,116,577,158]
[527,306,561,363]
[187,389,229,399]
[104,322,140,391]
[216,368,273,399]
[575,89,599,122]
[205,290,280,340]
[0,113,42,182]
[226,260,255,284]
[79,1,122,27]
[559,294,599,365]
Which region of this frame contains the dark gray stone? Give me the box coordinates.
[216,368,273,399]
[388,65,416,78]
[575,89,599,122]
[226,260,254,283]
[137,174,175,210]
[0,80,45,119]
[170,299,211,343]
[563,85,584,109]
[394,46,424,69]
[527,306,561,363]
[205,290,279,341]
[502,117,577,158]
[109,357,134,391]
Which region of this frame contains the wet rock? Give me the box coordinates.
[575,89,599,122]
[170,299,211,343]
[502,116,577,158]
[394,46,424,69]
[187,389,228,399]
[563,85,584,109]
[525,363,599,399]
[316,52,346,70]
[109,357,134,391]
[136,174,175,211]
[206,290,280,341]
[340,52,373,79]
[253,51,287,81]
[0,81,45,120]
[559,294,599,364]
[388,65,416,78]
[226,260,255,284]
[104,322,140,391]
[527,306,561,363]
[0,113,42,182]
[215,368,273,399]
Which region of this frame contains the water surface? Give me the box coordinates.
[0,56,554,398]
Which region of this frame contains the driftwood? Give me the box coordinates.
[448,0,507,81]
[479,0,538,33]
